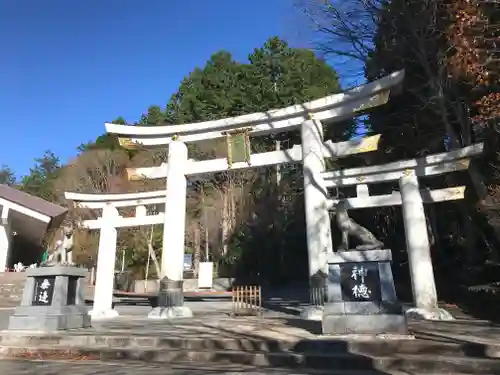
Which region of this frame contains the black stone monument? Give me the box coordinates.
[322,249,407,335]
[8,266,90,331]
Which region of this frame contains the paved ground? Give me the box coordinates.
[0,356,492,375]
[1,299,499,374]
[0,359,340,375]
[0,300,238,330]
[1,302,499,345]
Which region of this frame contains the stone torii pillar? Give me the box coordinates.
[148,140,193,319]
[300,118,333,320]
[89,205,120,320]
[399,171,452,320]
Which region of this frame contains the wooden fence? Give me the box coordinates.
[231,285,262,316]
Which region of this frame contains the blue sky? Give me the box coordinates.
[0,0,332,178]
[0,0,372,181]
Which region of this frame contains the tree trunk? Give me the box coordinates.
[193,225,201,277]
[275,140,281,187]
[222,186,229,256]
[229,178,236,232]
[204,225,209,261]
[425,206,436,246]
[147,243,161,279]
[461,203,477,266]
[201,184,209,261]
[148,227,161,278]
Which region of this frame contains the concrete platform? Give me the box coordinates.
[0,314,500,374]
[322,313,408,335]
[0,298,499,374]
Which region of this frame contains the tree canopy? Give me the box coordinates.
[0,165,16,186]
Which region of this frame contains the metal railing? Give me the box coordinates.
[310,286,326,306]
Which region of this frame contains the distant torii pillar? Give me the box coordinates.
[89,205,120,320]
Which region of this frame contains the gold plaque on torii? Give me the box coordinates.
[353,89,391,113]
[222,128,252,168]
[118,137,140,150]
[357,134,381,153]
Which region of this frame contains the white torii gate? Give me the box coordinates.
[64,190,167,319]
[67,70,405,320]
[323,143,484,318]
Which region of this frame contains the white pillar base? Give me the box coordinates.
[300,305,323,321]
[89,309,119,320]
[405,307,454,321]
[148,306,193,320]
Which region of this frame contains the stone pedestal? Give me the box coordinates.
[8,266,90,331]
[322,249,407,335]
[148,278,192,319]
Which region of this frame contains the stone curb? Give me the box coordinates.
[1,345,500,373]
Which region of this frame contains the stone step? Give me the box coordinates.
[0,291,24,296]
[1,333,499,358]
[0,290,24,296]
[0,344,499,374]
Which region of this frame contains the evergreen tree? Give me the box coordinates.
[0,165,16,186]
[20,151,61,201]
[78,116,127,152]
[139,105,166,126]
[162,36,351,283]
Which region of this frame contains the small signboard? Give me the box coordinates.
[31,276,56,306]
[183,254,192,271]
[198,262,213,289]
[340,262,381,302]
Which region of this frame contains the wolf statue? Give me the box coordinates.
[332,200,384,251]
[44,225,74,266]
